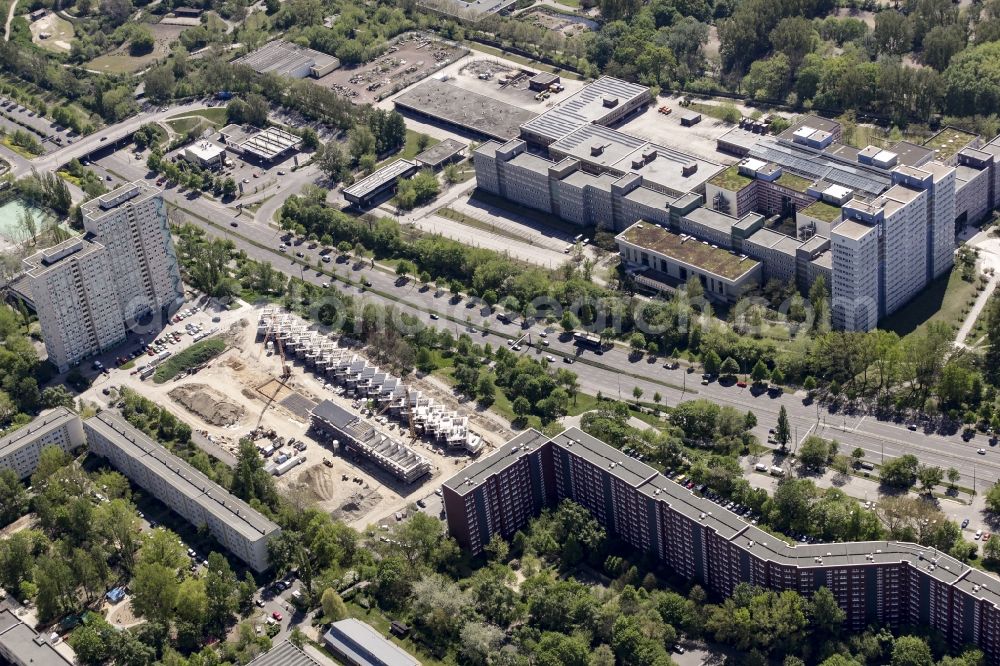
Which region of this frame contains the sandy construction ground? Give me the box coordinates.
[85,301,493,529]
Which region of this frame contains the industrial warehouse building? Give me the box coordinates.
[219,124,302,163]
[393,78,538,142]
[234,40,340,79]
[244,641,327,666]
[343,160,419,207]
[84,411,281,572]
[443,427,1000,661]
[323,619,420,666]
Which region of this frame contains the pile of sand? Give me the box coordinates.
[169,383,245,426]
[332,490,382,522]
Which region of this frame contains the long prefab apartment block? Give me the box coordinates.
[443,427,1000,661]
[0,407,85,480]
[84,411,281,572]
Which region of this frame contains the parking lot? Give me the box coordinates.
[0,97,81,153]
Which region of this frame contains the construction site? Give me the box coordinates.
[96,302,495,529]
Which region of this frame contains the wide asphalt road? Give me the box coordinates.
[27,131,1000,493]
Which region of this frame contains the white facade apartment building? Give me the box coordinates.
[831,220,880,331]
[0,407,85,479]
[879,185,929,315]
[23,237,127,372]
[84,411,280,572]
[80,182,183,324]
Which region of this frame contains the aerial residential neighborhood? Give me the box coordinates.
[4,0,1000,664]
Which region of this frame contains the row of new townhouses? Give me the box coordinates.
[443,428,1000,659]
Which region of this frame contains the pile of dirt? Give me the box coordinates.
[290,465,341,501]
[332,490,382,522]
[169,383,245,426]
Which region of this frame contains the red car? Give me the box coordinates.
[985,533,993,542]
[271,611,282,621]
[736,381,747,388]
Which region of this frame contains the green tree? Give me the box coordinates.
[632,386,644,404]
[703,350,721,375]
[0,469,28,525]
[917,465,943,494]
[809,586,845,636]
[775,405,791,451]
[891,636,933,666]
[799,436,831,471]
[750,359,769,384]
[720,356,740,380]
[320,588,348,622]
[880,455,920,490]
[204,552,238,632]
[131,562,179,624]
[986,481,1000,513]
[230,440,279,510]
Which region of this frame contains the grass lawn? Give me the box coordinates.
[553,0,582,7]
[152,337,226,383]
[344,602,447,666]
[687,101,740,123]
[377,130,439,168]
[166,117,204,135]
[435,206,534,244]
[1,136,39,158]
[880,267,978,339]
[466,41,584,81]
[166,108,229,133]
[86,23,183,74]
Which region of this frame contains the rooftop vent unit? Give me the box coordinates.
[591,143,607,156]
[682,161,698,177]
[602,95,619,108]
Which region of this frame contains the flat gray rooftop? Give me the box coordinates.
[683,206,738,235]
[0,609,73,666]
[443,429,549,493]
[551,123,647,169]
[415,138,466,167]
[244,641,326,666]
[745,227,804,256]
[87,411,279,540]
[520,76,650,144]
[343,160,418,199]
[394,79,537,142]
[80,181,157,219]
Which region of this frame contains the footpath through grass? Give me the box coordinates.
[153,337,225,383]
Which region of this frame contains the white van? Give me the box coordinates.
[769,465,785,477]
[754,462,768,472]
